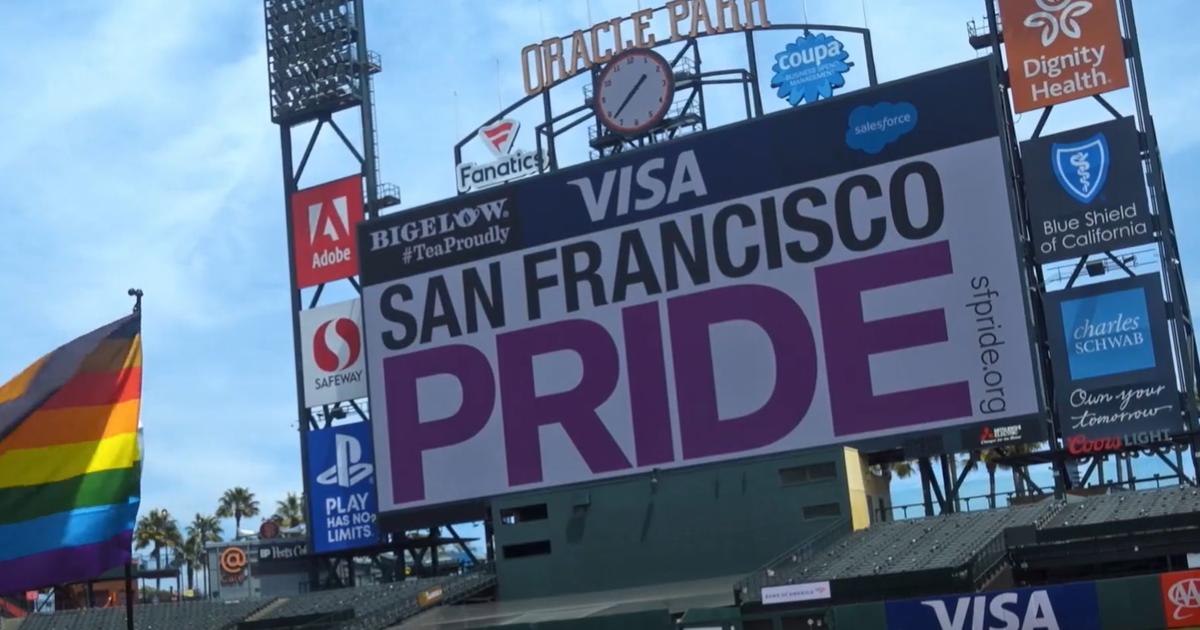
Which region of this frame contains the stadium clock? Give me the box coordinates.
[593,48,675,136]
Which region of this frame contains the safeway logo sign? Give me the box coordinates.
[299,299,367,408]
[314,317,361,372]
[1162,570,1200,628]
[292,175,365,288]
[316,433,374,488]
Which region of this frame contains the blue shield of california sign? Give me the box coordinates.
[1020,117,1152,263]
[770,33,853,106]
[1052,133,1109,204]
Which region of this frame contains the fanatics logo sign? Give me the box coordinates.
[998,0,1129,113]
[292,175,365,288]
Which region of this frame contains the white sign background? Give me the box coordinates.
[364,137,1042,513]
[299,298,367,407]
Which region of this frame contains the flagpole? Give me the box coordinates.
[124,286,141,630]
[124,562,135,630]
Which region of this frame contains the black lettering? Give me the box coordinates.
[713,203,759,278]
[420,276,462,344]
[660,215,710,291]
[523,248,558,321]
[890,161,944,239]
[561,240,607,313]
[463,262,505,334]
[758,196,783,270]
[835,174,885,251]
[782,187,832,263]
[613,229,663,303]
[380,283,417,351]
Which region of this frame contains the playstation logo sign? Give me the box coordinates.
[316,433,374,488]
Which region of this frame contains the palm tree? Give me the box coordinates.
[134,508,182,596]
[184,514,223,595]
[274,492,306,529]
[217,487,260,537]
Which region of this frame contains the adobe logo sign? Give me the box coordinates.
[292,175,365,288]
[299,298,367,407]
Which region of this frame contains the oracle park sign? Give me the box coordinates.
[358,59,1043,520]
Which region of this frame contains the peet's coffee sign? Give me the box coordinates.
[1044,274,1183,452]
[520,0,771,96]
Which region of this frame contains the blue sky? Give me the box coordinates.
[1,0,1199,545]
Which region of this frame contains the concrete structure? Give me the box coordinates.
[490,446,889,599]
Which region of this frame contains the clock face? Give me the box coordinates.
[594,49,674,136]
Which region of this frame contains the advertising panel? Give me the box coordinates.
[1021,117,1152,262]
[769,33,852,107]
[885,582,1100,630]
[1162,570,1200,628]
[292,175,365,288]
[299,299,367,407]
[1043,274,1184,455]
[761,581,831,605]
[361,59,1042,514]
[998,0,1129,113]
[307,422,379,554]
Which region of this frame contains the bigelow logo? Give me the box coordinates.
[368,198,513,265]
[313,317,361,372]
[316,433,374,488]
[457,119,545,193]
[1024,0,1093,46]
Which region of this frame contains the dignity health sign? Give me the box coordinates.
[358,59,1042,514]
[1043,274,1183,454]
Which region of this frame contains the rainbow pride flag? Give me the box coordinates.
[0,314,142,594]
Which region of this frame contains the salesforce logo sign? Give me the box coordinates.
[770,33,853,107]
[845,101,918,154]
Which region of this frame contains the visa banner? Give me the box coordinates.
[307,421,380,554]
[886,582,1100,630]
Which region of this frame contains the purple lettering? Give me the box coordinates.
[497,319,632,486]
[383,345,494,504]
[816,241,970,435]
[669,284,817,459]
[623,302,674,466]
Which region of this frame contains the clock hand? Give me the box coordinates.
[613,74,649,120]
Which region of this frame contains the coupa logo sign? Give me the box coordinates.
[1162,571,1200,628]
[316,433,374,488]
[1052,132,1109,204]
[770,33,853,107]
[457,118,545,193]
[886,583,1100,630]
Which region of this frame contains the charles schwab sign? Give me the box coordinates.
[1042,274,1183,454]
